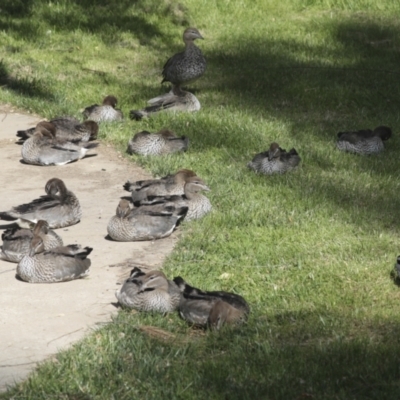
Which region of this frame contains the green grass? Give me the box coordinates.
[2,0,400,399]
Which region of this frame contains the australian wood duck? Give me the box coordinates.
[83,95,123,122]
[21,127,98,166]
[247,142,301,175]
[162,27,206,89]
[129,86,200,120]
[0,220,63,263]
[115,267,181,312]
[173,277,250,329]
[107,199,187,241]
[134,176,211,221]
[336,126,391,155]
[0,178,82,229]
[127,129,189,156]
[16,235,92,283]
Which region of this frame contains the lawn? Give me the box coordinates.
[1,0,400,398]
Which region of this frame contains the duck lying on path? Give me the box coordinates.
[83,95,123,123]
[127,129,189,156]
[107,199,187,241]
[21,127,98,166]
[115,267,181,312]
[0,220,63,263]
[16,235,92,283]
[173,277,250,330]
[336,126,392,155]
[0,178,82,229]
[17,119,98,143]
[248,142,301,175]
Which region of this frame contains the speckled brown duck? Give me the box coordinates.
[173,277,250,330]
[134,176,211,221]
[21,127,98,166]
[336,126,391,155]
[107,199,187,241]
[127,129,189,156]
[129,86,200,120]
[0,178,82,229]
[17,119,98,142]
[16,235,92,283]
[123,169,198,202]
[0,220,63,263]
[115,267,181,312]
[83,95,123,123]
[247,142,301,175]
[162,27,206,90]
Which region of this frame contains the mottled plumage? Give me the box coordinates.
[17,235,91,283]
[83,95,123,122]
[127,129,189,156]
[21,127,98,166]
[115,267,181,312]
[0,220,63,263]
[123,169,198,202]
[173,277,250,329]
[336,126,391,155]
[129,86,200,120]
[17,119,98,142]
[134,176,211,221]
[162,27,206,89]
[0,178,82,229]
[248,142,301,175]
[107,199,187,241]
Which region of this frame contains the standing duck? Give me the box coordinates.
[336,126,392,155]
[173,277,250,329]
[247,142,301,175]
[21,127,99,166]
[115,267,181,312]
[129,86,200,120]
[0,178,82,229]
[134,176,212,221]
[0,220,63,263]
[107,199,187,241]
[82,95,123,122]
[127,129,189,156]
[16,235,92,283]
[17,119,98,142]
[162,27,206,90]
[124,169,198,202]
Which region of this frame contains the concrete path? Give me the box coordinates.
[0,106,180,391]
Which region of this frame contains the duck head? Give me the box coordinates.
[183,27,204,43]
[102,95,118,108]
[268,142,282,161]
[116,199,131,218]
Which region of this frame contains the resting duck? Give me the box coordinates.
[16,235,92,283]
[0,220,63,263]
[162,27,206,90]
[134,176,211,221]
[115,267,181,312]
[123,169,198,202]
[173,277,250,329]
[21,127,98,166]
[82,95,123,122]
[107,199,187,241]
[247,142,301,175]
[0,178,82,229]
[17,119,98,142]
[336,126,392,155]
[127,129,189,156]
[129,86,200,120]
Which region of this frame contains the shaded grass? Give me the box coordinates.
[1,0,400,399]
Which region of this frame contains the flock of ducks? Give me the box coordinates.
[1,26,396,329]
